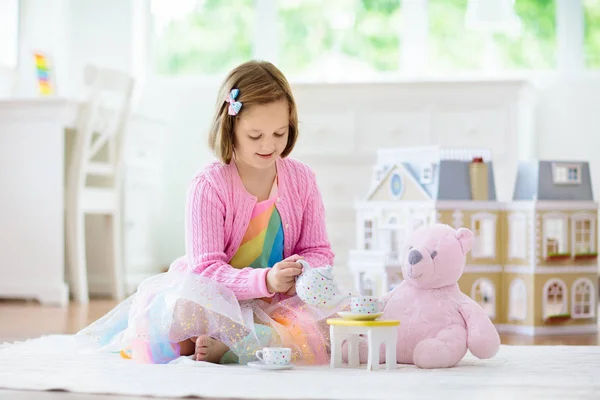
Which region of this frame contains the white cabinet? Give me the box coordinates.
[0,98,167,305]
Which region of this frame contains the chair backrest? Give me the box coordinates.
[67,65,135,193]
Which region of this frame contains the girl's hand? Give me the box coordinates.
[266,255,304,294]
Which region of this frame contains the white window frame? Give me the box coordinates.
[552,163,582,185]
[542,213,569,258]
[571,278,596,319]
[471,212,497,259]
[363,218,374,250]
[471,278,496,319]
[543,278,568,319]
[570,213,596,256]
[139,0,598,83]
[0,0,18,69]
[508,213,527,259]
[509,278,527,321]
[420,164,434,184]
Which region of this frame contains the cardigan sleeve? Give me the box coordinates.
[294,168,335,268]
[184,175,273,300]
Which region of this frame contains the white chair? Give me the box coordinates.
[65,65,135,304]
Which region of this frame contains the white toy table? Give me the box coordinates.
[327,318,400,371]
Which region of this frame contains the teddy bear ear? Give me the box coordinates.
[455,228,474,255]
[412,219,425,231]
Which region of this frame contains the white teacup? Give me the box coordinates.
[350,296,381,314]
[255,347,292,365]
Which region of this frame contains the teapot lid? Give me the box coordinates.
[315,265,334,280]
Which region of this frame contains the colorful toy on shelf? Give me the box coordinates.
[33,52,54,95]
[349,145,598,336]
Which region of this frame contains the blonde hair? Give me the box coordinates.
[208,60,298,164]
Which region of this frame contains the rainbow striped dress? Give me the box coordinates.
[229,180,283,270]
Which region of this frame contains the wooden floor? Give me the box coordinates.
[0,298,598,399]
[1,298,598,345]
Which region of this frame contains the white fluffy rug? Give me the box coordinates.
[0,335,599,400]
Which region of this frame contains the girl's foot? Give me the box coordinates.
[194,335,230,363]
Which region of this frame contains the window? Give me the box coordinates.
[572,278,595,318]
[387,215,401,257]
[0,0,18,69]
[471,278,496,319]
[584,0,600,68]
[364,219,373,250]
[428,0,556,72]
[471,213,497,258]
[509,278,527,321]
[509,213,527,259]
[150,0,254,75]
[543,279,567,319]
[277,0,402,80]
[572,215,596,255]
[543,215,568,258]
[420,164,434,184]
[390,172,404,199]
[552,163,582,184]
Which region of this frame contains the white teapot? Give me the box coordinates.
[295,260,349,308]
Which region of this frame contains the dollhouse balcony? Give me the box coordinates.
[348,250,388,268]
[348,249,403,270]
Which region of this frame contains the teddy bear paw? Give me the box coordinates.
[413,338,462,369]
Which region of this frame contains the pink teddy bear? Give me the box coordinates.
[345,223,500,368]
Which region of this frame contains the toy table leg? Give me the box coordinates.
[384,327,397,370]
[367,328,379,371]
[347,334,359,367]
[330,325,343,368]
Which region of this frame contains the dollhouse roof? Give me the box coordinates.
[436,160,497,200]
[513,160,594,201]
[367,147,498,201]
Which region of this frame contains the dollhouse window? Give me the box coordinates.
[364,219,373,250]
[390,172,404,199]
[420,165,434,184]
[471,213,497,258]
[509,213,527,259]
[552,163,582,184]
[509,278,527,321]
[543,279,567,319]
[571,215,596,256]
[471,279,496,319]
[571,278,595,319]
[543,215,568,258]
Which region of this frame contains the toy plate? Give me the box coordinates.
[338,311,383,321]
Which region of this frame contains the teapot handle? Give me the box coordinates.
[297,259,310,273]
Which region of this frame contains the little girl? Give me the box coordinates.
[78,60,343,365]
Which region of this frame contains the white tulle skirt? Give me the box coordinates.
[77,269,346,365]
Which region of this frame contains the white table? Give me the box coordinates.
[0,98,166,306]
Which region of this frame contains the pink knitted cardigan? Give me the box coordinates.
[170,157,334,300]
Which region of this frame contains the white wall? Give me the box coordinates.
[535,78,600,173]
[12,0,600,276]
[14,0,134,98]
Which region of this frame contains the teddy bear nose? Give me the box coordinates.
[408,249,423,265]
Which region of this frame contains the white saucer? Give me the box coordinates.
[338,311,383,321]
[248,361,294,370]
